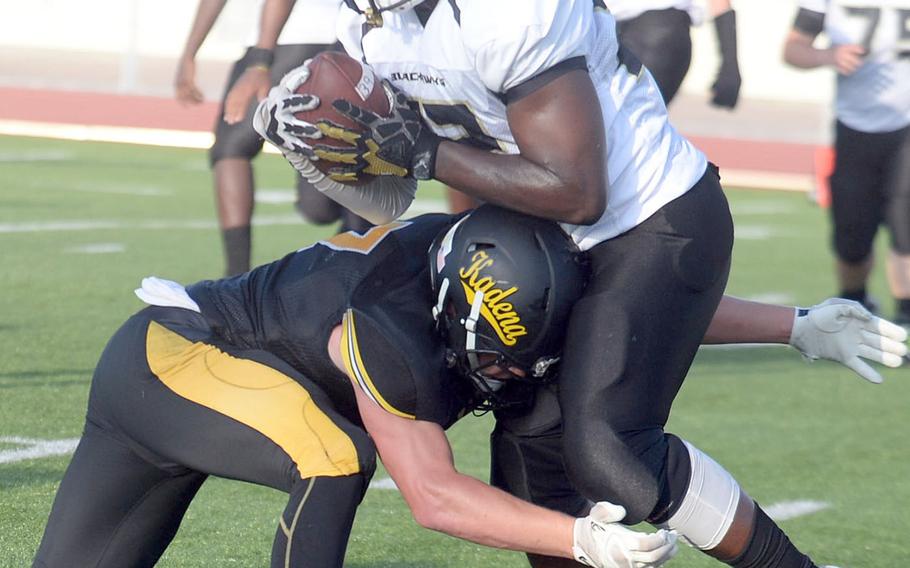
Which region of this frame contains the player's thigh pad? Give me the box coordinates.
[92,307,375,491]
[490,386,590,516]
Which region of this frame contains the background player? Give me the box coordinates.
[253,0,901,565]
[175,0,369,276]
[33,206,678,568]
[783,0,910,324]
[608,0,741,107]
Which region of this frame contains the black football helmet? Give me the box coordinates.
[428,205,589,410]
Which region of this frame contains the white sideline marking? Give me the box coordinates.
[735,225,774,240]
[256,190,296,205]
[731,201,798,216]
[746,292,796,305]
[0,150,73,162]
[65,243,126,254]
[0,436,80,464]
[765,500,830,521]
[0,201,451,235]
[369,477,399,491]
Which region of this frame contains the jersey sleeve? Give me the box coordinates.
[340,308,418,420]
[339,307,464,426]
[460,0,593,101]
[794,1,827,36]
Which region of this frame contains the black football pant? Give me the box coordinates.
[616,8,693,105]
[830,121,910,262]
[33,307,376,568]
[558,166,733,524]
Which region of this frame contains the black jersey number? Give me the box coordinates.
[420,103,500,151]
[845,6,910,58]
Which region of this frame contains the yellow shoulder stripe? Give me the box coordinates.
[340,309,416,420]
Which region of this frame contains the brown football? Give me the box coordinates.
[295,51,390,185]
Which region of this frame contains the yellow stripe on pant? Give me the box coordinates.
[145,321,361,479]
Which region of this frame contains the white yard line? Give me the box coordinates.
[0,437,837,526]
[0,200,451,235]
[368,478,399,491]
[0,436,80,464]
[65,243,127,254]
[765,500,830,521]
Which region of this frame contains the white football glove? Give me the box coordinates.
[573,502,678,568]
[252,62,347,194]
[789,298,908,384]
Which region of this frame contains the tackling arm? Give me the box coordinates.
[325,326,676,567]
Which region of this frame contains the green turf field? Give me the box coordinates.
[1,135,907,567]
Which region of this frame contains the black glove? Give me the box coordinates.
[314,80,442,182]
[711,9,742,109]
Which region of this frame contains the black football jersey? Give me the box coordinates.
[186,214,473,428]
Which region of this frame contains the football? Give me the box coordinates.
[296,51,390,184]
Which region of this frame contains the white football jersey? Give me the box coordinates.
[248,0,342,46]
[607,0,701,23]
[799,0,910,132]
[336,0,707,251]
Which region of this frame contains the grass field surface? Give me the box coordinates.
[1,135,907,567]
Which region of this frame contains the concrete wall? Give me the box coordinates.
[0,0,838,103]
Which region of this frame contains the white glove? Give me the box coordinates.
[789,298,908,384]
[573,502,678,568]
[252,62,347,195]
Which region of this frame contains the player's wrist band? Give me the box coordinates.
[714,10,738,61]
[246,47,275,69]
[411,133,442,181]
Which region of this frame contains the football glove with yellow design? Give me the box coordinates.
[316,80,441,182]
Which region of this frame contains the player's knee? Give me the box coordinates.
[295,181,340,225]
[561,429,659,524]
[209,136,262,168]
[658,437,742,551]
[834,235,872,264]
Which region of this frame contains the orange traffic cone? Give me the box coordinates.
[812,146,835,208]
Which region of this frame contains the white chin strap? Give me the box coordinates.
[431,277,450,322]
[464,287,484,371]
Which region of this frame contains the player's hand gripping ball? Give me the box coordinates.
[254,51,441,184]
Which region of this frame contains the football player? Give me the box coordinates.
[608,0,742,107]
[783,1,910,324]
[175,0,369,276]
[32,206,680,568]
[252,1,905,566]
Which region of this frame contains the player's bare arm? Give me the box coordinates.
[224,0,297,124]
[783,15,865,76]
[433,70,607,225]
[175,0,228,106]
[704,296,907,383]
[325,324,678,567]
